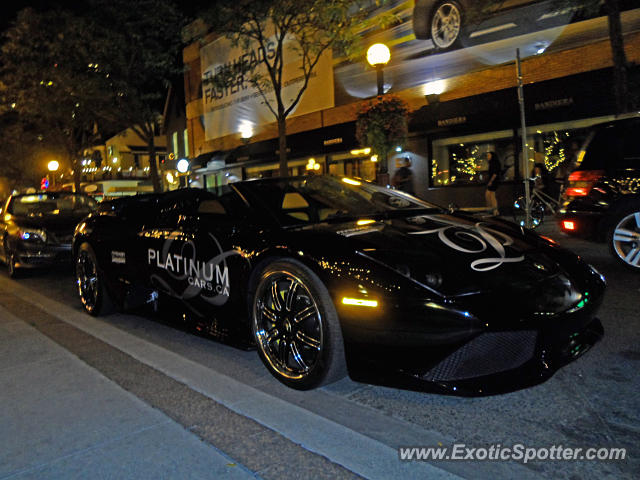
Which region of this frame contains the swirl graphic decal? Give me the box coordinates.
[148,231,246,305]
[409,220,525,271]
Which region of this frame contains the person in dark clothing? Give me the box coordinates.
[391,157,415,195]
[532,162,550,192]
[485,151,501,216]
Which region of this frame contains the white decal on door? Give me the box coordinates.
[148,232,245,305]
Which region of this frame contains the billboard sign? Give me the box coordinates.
[201,33,334,141]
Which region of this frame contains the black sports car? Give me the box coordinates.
[73,176,605,395]
[1,192,97,277]
[557,117,640,271]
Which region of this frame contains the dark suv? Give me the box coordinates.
[557,117,640,271]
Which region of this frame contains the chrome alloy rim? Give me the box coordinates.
[76,250,99,310]
[612,212,640,268]
[431,3,461,49]
[254,272,323,380]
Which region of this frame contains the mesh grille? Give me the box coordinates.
[422,330,538,382]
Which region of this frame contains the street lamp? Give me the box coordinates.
[176,158,190,188]
[47,160,59,188]
[177,158,190,173]
[366,43,391,96]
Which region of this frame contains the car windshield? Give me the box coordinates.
[239,176,440,227]
[8,193,97,217]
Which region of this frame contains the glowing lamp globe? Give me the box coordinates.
[177,158,190,173]
[366,43,390,67]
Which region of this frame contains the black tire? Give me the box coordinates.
[251,258,346,390]
[414,1,465,50]
[6,249,19,279]
[75,242,115,315]
[608,202,640,272]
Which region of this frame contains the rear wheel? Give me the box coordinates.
[251,259,346,390]
[75,242,115,315]
[609,205,640,271]
[513,196,544,228]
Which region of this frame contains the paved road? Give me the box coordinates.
[0,223,638,479]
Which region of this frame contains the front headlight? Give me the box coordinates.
[19,228,47,243]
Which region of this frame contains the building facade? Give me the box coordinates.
[182,1,640,209]
[81,127,167,185]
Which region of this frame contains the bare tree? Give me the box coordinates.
[201,0,381,176]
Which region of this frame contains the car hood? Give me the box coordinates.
[12,213,86,235]
[292,212,603,316]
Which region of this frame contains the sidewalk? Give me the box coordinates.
[0,280,460,480]
[0,303,255,479]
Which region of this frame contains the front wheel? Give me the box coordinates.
[75,242,115,315]
[609,206,640,271]
[6,250,19,278]
[414,1,466,50]
[429,1,464,50]
[251,259,346,390]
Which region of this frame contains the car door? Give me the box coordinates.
[141,191,200,298]
[143,188,254,325]
[179,191,254,321]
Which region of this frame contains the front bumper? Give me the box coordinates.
[341,270,605,396]
[14,243,72,268]
[346,316,604,396]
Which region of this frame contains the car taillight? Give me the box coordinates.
[565,170,605,197]
[562,221,576,231]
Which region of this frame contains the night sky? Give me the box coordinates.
[0,1,212,33]
[1,1,78,32]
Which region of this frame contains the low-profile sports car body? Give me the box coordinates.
[73,176,605,395]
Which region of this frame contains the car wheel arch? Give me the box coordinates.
[248,249,325,293]
[246,248,349,315]
[597,195,640,239]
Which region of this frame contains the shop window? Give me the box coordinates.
[172,131,179,156]
[524,123,592,181]
[183,129,190,158]
[431,130,515,186]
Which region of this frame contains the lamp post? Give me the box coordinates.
[47,160,59,188]
[177,158,190,188]
[366,43,391,96]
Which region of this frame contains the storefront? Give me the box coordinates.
[192,66,635,213]
[404,67,626,209]
[193,122,380,186]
